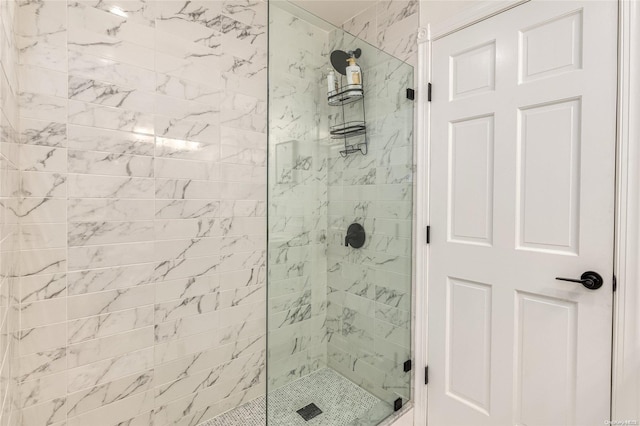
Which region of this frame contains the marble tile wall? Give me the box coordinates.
[343,0,419,68]
[267,4,330,391]
[16,0,267,424]
[0,0,20,423]
[325,17,414,407]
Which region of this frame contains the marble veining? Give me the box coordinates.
[16,0,267,425]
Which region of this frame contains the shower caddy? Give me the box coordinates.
[328,49,367,157]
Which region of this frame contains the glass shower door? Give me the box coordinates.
[267,2,414,424]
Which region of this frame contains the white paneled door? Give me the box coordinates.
[428,1,618,425]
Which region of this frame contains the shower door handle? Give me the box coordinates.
[555,271,603,290]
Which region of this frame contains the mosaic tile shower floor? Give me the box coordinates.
[201,368,392,425]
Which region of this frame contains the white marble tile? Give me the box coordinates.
[68,2,155,49]
[66,368,153,418]
[68,220,154,247]
[68,76,156,114]
[67,124,153,155]
[19,92,67,122]
[155,199,220,219]
[68,305,153,345]
[20,396,67,426]
[68,198,154,222]
[155,275,220,304]
[19,370,67,408]
[17,347,67,383]
[19,64,68,98]
[19,273,67,303]
[67,328,153,372]
[68,174,154,199]
[67,262,156,296]
[155,157,219,181]
[68,150,154,177]
[68,100,155,134]
[20,145,67,172]
[18,322,66,356]
[66,388,154,426]
[20,297,66,329]
[68,50,156,92]
[155,178,220,200]
[156,73,220,104]
[67,241,155,270]
[15,197,66,224]
[20,119,67,147]
[67,26,155,71]
[19,248,66,277]
[20,171,66,199]
[76,0,155,28]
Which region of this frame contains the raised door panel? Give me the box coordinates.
[517,99,581,255]
[515,292,577,425]
[446,278,492,415]
[448,115,495,246]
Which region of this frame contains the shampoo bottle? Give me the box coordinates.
[327,69,338,94]
[345,57,362,88]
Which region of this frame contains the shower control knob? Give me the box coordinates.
[345,223,365,249]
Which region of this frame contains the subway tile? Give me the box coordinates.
[66,389,154,426]
[68,220,154,247]
[68,149,153,177]
[68,50,156,92]
[155,179,220,200]
[19,273,67,303]
[67,263,157,296]
[20,171,67,198]
[67,305,154,344]
[20,119,67,147]
[17,348,67,383]
[68,198,154,222]
[67,284,154,319]
[68,27,155,71]
[67,174,154,199]
[18,322,66,356]
[19,370,67,408]
[68,2,155,49]
[66,369,154,418]
[67,328,153,374]
[68,76,156,115]
[20,145,67,172]
[67,124,154,156]
[68,100,154,134]
[20,298,66,330]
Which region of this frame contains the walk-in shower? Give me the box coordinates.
[267,2,415,424]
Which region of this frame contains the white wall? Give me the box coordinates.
[420,0,477,27]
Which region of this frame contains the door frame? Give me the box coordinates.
[413,1,640,424]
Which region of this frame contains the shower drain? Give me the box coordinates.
[296,403,323,421]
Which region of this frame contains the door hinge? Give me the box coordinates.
[394,398,403,411]
[403,359,412,372]
[406,88,415,100]
[425,366,429,385]
[613,274,617,292]
[426,226,430,244]
[427,82,432,102]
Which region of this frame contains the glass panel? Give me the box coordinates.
[267,2,414,424]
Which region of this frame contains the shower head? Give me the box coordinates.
[330,48,361,75]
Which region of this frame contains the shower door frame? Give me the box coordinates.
[414,0,640,424]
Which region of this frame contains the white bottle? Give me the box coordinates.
[345,57,362,89]
[327,69,338,94]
